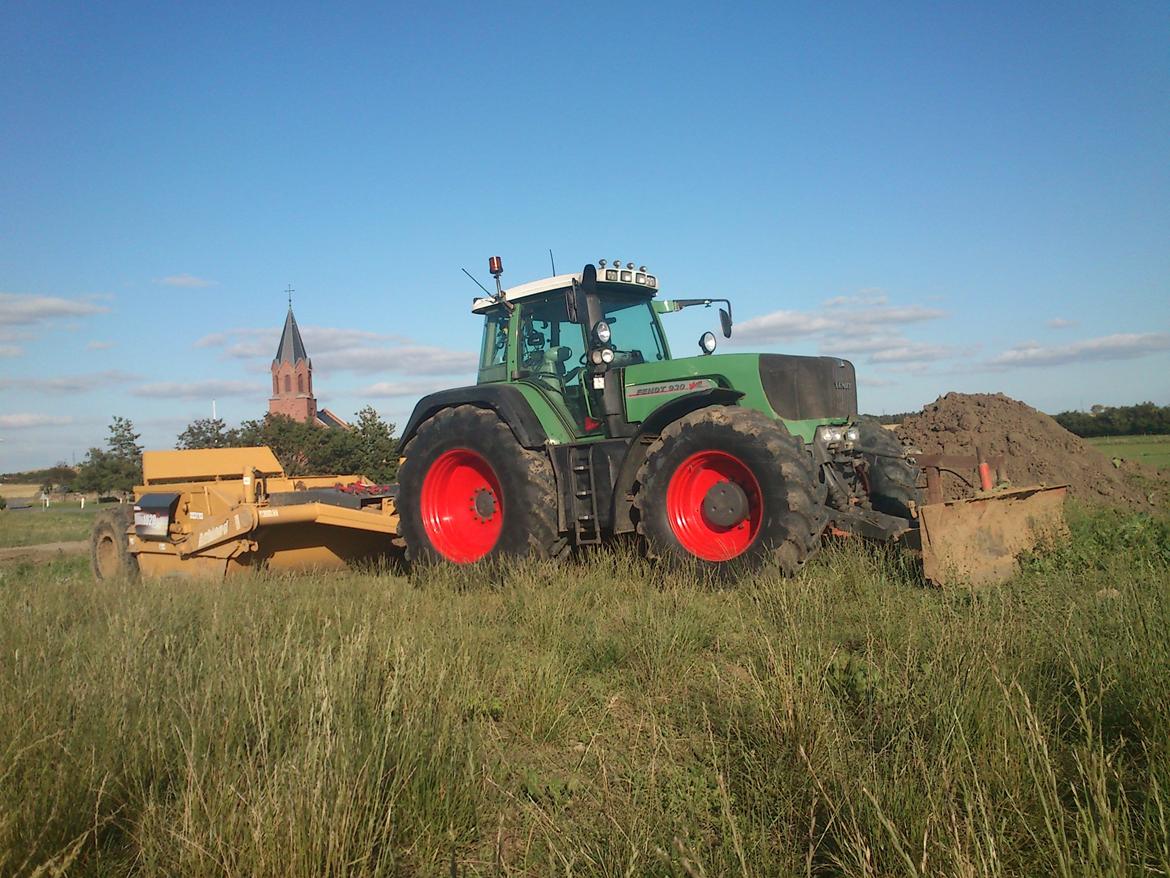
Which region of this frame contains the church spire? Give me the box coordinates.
[273,298,309,366]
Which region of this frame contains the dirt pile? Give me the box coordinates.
[895,392,1164,509]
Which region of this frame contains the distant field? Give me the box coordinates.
[1086,434,1170,469]
[0,483,43,501]
[0,505,100,548]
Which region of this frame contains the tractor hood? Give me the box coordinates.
[756,353,858,421]
[622,353,858,438]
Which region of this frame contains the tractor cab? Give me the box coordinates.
[472,259,732,439]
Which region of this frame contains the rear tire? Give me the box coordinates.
[633,406,826,576]
[90,506,139,581]
[856,418,922,518]
[397,406,567,564]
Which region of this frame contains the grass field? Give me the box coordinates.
[0,505,100,548]
[1086,434,1170,470]
[1,506,1168,876]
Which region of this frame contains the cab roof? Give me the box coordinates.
[472,271,659,314]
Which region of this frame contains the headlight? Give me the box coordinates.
[699,331,717,354]
[594,321,611,344]
[605,269,618,281]
[589,350,603,365]
[600,348,614,364]
[816,425,846,445]
[845,426,860,443]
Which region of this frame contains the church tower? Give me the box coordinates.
[268,300,317,424]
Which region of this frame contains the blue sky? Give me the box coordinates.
[1,1,1168,471]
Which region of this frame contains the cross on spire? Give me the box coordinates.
[285,284,295,309]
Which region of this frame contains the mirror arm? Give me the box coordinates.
[671,297,733,320]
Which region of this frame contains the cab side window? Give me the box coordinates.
[518,298,586,382]
[480,311,509,366]
[477,310,510,382]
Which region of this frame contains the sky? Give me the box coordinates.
[1,1,1168,472]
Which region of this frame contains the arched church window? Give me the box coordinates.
[284,374,291,393]
[297,374,304,394]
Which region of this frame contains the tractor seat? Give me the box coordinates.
[532,346,572,394]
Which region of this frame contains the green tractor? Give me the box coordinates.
[395,257,922,575]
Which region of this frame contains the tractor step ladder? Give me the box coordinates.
[571,445,602,545]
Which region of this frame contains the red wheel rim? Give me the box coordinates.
[420,449,503,563]
[665,450,763,562]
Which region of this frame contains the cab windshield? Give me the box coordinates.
[598,293,669,365]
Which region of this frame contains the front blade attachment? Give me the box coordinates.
[918,485,1068,586]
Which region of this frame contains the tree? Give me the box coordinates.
[1055,402,1170,438]
[232,414,355,477]
[352,406,398,483]
[107,416,143,461]
[45,463,77,487]
[176,417,232,450]
[76,416,143,494]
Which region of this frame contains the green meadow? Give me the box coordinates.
[0,505,99,548]
[1,506,1168,876]
[1086,434,1170,470]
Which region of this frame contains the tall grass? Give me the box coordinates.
[1,506,1167,876]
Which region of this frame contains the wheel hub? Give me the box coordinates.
[665,450,764,562]
[702,479,749,528]
[472,487,497,521]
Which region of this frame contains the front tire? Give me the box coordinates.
[633,407,826,575]
[856,418,922,519]
[90,506,139,581]
[397,406,567,564]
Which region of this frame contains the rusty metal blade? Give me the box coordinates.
[918,485,1068,586]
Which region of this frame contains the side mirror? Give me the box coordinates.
[565,284,580,323]
[719,307,732,338]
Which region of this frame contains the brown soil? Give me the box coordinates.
[895,392,1166,509]
[0,541,88,564]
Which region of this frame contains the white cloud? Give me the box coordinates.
[869,343,958,364]
[195,324,473,376]
[0,292,109,326]
[822,335,907,355]
[734,310,836,343]
[86,340,115,351]
[196,326,413,358]
[356,379,457,398]
[322,345,476,376]
[987,332,1170,368]
[850,305,946,327]
[823,291,888,308]
[132,379,263,399]
[0,370,138,394]
[156,274,216,288]
[859,375,897,388]
[735,299,945,346]
[0,413,74,429]
[0,345,22,358]
[1046,317,1077,329]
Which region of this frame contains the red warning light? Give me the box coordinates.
[488,256,503,277]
